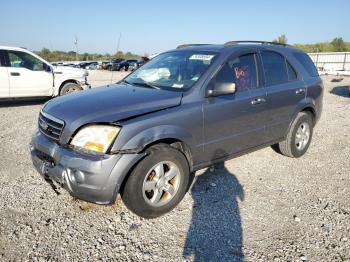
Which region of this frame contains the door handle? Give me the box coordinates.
[251,97,266,105]
[295,88,306,95]
[10,72,20,76]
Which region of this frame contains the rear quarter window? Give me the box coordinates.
[294,52,319,77]
[286,61,298,81]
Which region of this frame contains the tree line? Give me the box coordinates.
[35,36,350,62]
[34,48,141,62]
[274,35,350,52]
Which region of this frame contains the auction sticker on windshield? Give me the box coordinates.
[189,54,214,61]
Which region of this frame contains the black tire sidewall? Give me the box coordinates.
[290,114,313,158]
[122,146,190,218]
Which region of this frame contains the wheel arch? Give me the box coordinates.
[285,103,317,139]
[56,79,79,96]
[140,138,193,170]
[115,138,193,204]
[300,106,316,125]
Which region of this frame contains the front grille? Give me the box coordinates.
[38,112,64,142]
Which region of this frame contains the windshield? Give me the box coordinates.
[124,51,218,91]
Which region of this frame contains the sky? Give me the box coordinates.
[1,0,349,55]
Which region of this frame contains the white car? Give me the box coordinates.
[0,46,90,98]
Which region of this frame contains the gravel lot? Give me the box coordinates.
[0,72,349,261]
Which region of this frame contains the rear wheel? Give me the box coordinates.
[60,82,82,96]
[276,112,313,158]
[121,145,190,218]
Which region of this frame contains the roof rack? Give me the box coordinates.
[224,40,289,47]
[176,44,212,49]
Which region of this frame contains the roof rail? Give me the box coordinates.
[224,40,289,47]
[176,44,211,49]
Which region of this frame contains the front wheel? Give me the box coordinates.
[121,145,190,219]
[60,82,82,96]
[276,112,314,158]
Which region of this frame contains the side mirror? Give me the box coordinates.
[44,63,52,72]
[207,81,236,97]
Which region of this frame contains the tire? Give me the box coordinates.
[121,145,190,219]
[60,82,82,96]
[276,112,314,158]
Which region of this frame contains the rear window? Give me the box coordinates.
[294,52,318,77]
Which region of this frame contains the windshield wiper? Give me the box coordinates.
[119,79,132,85]
[129,81,161,89]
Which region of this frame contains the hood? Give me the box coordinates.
[43,84,183,142]
[53,66,88,77]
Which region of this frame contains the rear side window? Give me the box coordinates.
[286,61,298,81]
[294,52,318,77]
[261,51,289,86]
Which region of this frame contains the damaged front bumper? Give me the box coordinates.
[30,131,146,204]
[79,78,91,90]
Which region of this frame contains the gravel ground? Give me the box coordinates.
[0,72,349,261]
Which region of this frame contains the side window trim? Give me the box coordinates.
[255,50,265,87]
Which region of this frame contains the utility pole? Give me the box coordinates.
[74,36,79,61]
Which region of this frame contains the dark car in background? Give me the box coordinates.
[107,58,124,71]
[75,61,97,69]
[101,61,110,70]
[30,41,323,218]
[125,59,138,71]
[109,59,139,71]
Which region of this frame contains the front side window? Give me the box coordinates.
[261,51,289,86]
[215,53,258,92]
[8,51,45,71]
[125,51,218,91]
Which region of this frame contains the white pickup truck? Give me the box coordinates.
[0,46,90,98]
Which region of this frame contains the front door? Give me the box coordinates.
[5,50,53,97]
[0,50,10,98]
[203,51,267,162]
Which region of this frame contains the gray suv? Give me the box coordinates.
[30,41,323,218]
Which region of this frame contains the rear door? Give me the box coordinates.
[203,50,268,161]
[260,50,306,141]
[5,50,53,97]
[0,50,10,98]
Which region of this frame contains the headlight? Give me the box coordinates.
[71,125,120,153]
